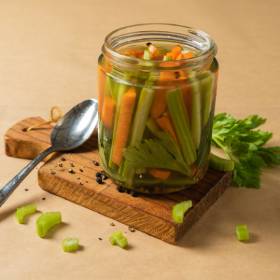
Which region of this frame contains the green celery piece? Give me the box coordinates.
[211,113,280,188]
[129,83,154,146]
[108,80,129,169]
[143,48,151,60]
[163,55,172,61]
[16,203,37,224]
[62,238,80,252]
[124,138,191,175]
[209,153,235,172]
[121,79,155,184]
[105,75,113,97]
[172,200,193,224]
[189,74,202,149]
[209,145,234,171]
[235,224,250,241]
[109,231,128,249]
[146,118,191,175]
[166,88,196,165]
[36,212,62,238]
[200,71,214,126]
[146,118,161,137]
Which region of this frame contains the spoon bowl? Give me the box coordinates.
[51,99,98,151]
[0,99,99,207]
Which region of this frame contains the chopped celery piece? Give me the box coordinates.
[109,231,128,249]
[166,89,196,165]
[36,212,62,238]
[200,71,214,126]
[172,200,192,223]
[62,238,80,252]
[189,74,202,148]
[235,224,250,241]
[15,203,37,224]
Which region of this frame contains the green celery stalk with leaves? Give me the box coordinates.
[211,113,280,188]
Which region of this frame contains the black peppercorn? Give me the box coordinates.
[96,176,103,184]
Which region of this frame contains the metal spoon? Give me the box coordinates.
[0,99,98,207]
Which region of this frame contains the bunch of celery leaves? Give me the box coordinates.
[212,113,280,188]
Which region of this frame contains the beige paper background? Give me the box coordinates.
[0,0,279,279]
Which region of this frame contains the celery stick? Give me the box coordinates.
[189,75,202,149]
[121,79,155,184]
[105,75,113,97]
[166,89,196,164]
[200,71,214,126]
[146,118,162,138]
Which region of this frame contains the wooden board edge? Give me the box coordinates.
[38,168,177,244]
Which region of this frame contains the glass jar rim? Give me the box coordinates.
[102,23,217,71]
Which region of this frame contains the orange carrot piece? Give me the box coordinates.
[150,90,167,119]
[98,67,105,115]
[171,45,183,56]
[182,52,194,59]
[122,48,144,58]
[176,53,184,60]
[156,114,177,141]
[101,96,116,129]
[149,169,171,180]
[111,88,137,166]
[165,52,177,60]
[159,71,176,81]
[148,44,160,59]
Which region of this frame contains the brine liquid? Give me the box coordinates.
[98,44,218,194]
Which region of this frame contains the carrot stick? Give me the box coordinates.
[97,66,105,115]
[149,169,171,180]
[156,114,177,142]
[150,90,166,118]
[111,87,137,166]
[101,96,116,130]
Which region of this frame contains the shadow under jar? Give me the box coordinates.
[98,23,218,194]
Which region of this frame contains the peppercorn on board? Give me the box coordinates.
[4,117,232,244]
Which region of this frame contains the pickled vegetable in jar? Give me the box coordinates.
[98,23,218,194]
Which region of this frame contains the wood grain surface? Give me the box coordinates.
[5,117,232,243]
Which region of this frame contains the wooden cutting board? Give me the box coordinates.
[4,117,232,244]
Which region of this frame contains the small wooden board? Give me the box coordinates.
[4,117,232,244]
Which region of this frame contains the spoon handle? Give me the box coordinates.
[0,146,55,207]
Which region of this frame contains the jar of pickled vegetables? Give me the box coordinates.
[98,23,218,194]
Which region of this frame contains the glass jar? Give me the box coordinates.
[98,23,218,194]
